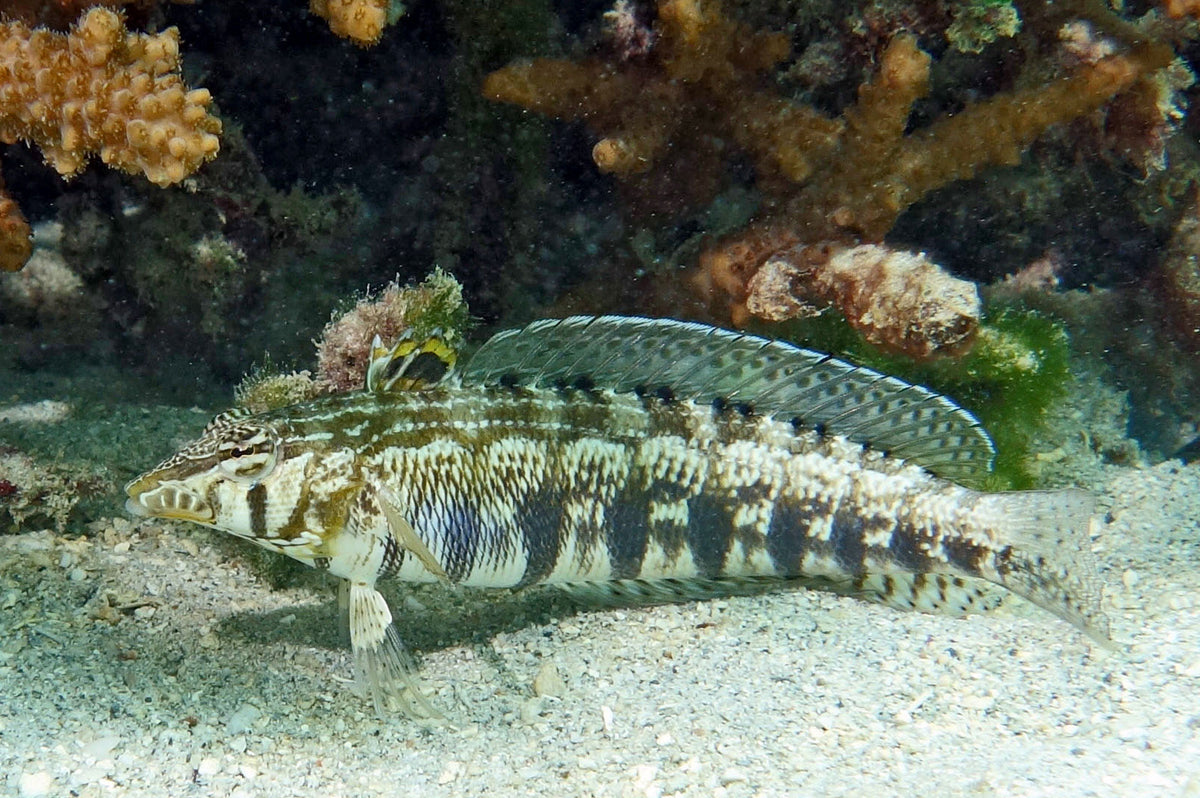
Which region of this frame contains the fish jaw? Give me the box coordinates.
[125,476,215,524]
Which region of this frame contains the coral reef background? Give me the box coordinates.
[2,2,1200,794]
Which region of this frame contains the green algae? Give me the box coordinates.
[763,303,1072,490]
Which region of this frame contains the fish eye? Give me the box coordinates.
[216,427,280,483]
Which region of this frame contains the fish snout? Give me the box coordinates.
[124,478,214,523]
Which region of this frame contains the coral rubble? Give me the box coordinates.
[0,447,101,533]
[0,7,222,271]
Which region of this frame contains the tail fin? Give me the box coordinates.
[974,488,1112,643]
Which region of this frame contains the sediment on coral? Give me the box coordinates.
[0,7,222,271]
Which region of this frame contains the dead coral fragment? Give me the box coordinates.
[234,369,321,414]
[744,244,981,360]
[0,449,94,533]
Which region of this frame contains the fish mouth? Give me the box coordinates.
[125,479,214,524]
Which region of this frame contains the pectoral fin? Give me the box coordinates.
[379,486,450,583]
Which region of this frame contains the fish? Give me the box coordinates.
[125,315,1110,718]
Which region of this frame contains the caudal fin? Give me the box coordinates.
[974,488,1111,643]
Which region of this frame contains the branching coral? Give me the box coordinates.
[484,0,1174,358]
[0,7,222,271]
[483,0,841,199]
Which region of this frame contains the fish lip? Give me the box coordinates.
[125,480,215,524]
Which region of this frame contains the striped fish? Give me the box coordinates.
[125,316,1109,718]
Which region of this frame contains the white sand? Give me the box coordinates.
[1,459,1198,798]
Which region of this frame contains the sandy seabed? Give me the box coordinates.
[1,459,1198,798]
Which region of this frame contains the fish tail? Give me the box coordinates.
[974,488,1112,643]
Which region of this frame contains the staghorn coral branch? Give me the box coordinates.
[777,36,1174,243]
[484,0,841,189]
[699,32,1171,355]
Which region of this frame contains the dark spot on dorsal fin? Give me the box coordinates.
[633,384,648,398]
[732,402,754,417]
[814,422,828,437]
[499,372,520,389]
[572,374,596,392]
[654,386,675,404]
[711,397,728,415]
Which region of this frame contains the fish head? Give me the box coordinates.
[125,410,303,546]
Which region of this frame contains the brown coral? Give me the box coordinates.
[484,0,841,205]
[0,7,222,270]
[1162,0,1200,19]
[486,0,1172,357]
[0,0,151,30]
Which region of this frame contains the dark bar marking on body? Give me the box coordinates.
[517,484,567,586]
[248,483,268,538]
[685,493,736,578]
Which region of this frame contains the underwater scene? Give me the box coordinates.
[2,0,1200,795]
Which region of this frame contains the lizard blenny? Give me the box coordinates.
[125,316,1109,717]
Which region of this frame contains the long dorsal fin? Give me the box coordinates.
[461,316,995,484]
